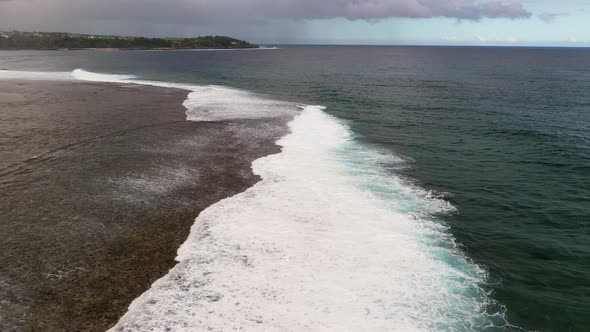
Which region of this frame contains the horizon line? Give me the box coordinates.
[262,43,590,48]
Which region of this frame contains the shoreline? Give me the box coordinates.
[0,80,292,331]
[0,47,264,52]
[0,47,277,53]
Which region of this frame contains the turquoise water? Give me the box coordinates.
[1,46,589,331]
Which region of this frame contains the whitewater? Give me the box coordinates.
[0,69,508,331]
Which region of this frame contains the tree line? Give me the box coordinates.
[0,32,258,50]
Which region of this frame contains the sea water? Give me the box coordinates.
[1,46,589,331]
[67,70,506,330]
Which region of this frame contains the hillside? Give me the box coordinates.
[0,31,258,50]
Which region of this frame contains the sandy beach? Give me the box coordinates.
[0,81,290,331]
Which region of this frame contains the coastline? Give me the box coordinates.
[0,46,280,52]
[0,80,292,331]
[0,47,262,51]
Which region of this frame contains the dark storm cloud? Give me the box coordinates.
[0,0,531,24]
[0,0,532,41]
[238,0,532,20]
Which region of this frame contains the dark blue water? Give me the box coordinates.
[1,46,589,331]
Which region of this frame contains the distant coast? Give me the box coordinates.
[0,31,258,50]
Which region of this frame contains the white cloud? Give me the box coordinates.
[539,12,570,23]
[441,36,463,42]
[475,35,519,43]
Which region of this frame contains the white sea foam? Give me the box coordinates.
[71,69,295,121]
[70,69,136,82]
[1,68,295,121]
[1,69,506,330]
[110,106,505,331]
[0,70,74,80]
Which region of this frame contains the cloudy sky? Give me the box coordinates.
[0,0,588,46]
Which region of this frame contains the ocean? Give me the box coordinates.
[1,46,589,331]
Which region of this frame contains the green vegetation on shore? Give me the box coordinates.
[0,31,258,50]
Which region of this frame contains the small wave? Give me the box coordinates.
[71,69,136,82]
[72,69,297,121]
[0,69,74,80]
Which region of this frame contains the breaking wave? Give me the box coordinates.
[0,69,508,330]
